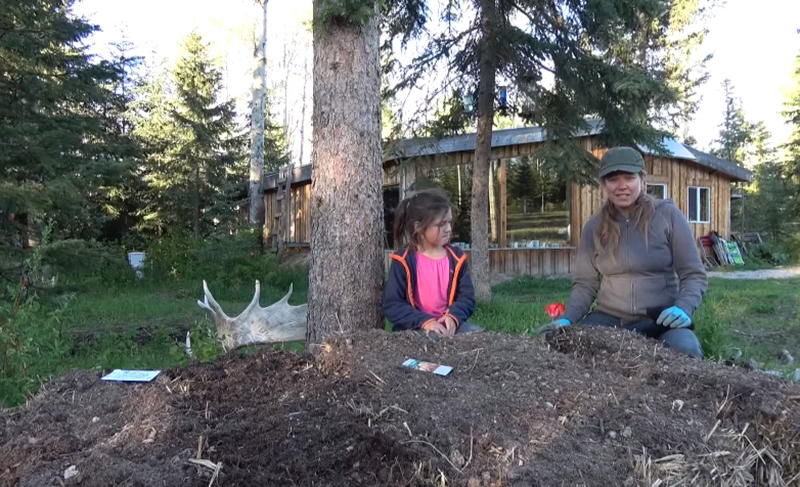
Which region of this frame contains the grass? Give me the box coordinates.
[3,259,799,407]
[506,210,570,243]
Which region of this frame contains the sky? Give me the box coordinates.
[72,0,800,159]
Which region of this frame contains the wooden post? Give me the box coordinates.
[489,159,497,243]
[499,158,507,249]
[399,160,416,200]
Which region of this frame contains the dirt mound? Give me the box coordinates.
[2,327,799,487]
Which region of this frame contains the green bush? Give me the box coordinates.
[1,223,72,407]
[145,230,308,301]
[750,243,790,266]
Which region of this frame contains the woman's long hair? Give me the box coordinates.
[593,171,656,261]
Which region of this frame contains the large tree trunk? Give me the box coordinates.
[307,2,384,350]
[248,0,268,227]
[471,0,498,301]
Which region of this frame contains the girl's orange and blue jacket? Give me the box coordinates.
[382,245,476,331]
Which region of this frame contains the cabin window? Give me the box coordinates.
[646,183,667,199]
[505,156,570,248]
[687,186,711,223]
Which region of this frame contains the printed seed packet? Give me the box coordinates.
[402,358,453,376]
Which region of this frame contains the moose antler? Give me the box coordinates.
[197,280,308,351]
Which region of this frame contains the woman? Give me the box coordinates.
[541,146,707,358]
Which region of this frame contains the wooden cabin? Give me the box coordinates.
[263,120,752,277]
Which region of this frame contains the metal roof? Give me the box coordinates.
[384,120,753,183]
[679,144,753,183]
[264,120,753,188]
[384,119,606,160]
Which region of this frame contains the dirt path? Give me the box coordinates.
[707,266,800,280]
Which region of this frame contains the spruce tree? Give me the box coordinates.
[0,0,135,250]
[134,31,244,237]
[383,0,682,299]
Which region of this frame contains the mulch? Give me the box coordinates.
[2,326,799,487]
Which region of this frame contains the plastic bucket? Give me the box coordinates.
[127,251,146,279]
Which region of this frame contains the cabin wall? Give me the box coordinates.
[265,137,737,275]
[264,183,312,247]
[572,142,733,247]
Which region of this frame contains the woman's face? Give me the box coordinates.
[603,171,643,211]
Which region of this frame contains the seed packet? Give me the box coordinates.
[402,358,453,376]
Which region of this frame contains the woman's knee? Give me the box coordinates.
[660,328,703,358]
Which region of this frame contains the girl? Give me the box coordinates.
[541,146,707,358]
[383,188,482,338]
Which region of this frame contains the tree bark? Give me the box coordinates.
[307,2,384,350]
[248,0,268,227]
[471,0,498,301]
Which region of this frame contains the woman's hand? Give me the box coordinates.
[538,318,572,335]
[657,306,691,328]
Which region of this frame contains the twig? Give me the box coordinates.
[704,420,721,443]
[196,435,204,459]
[466,349,481,373]
[368,370,386,385]
[403,421,413,437]
[462,427,474,470]
[403,439,463,473]
[207,462,222,487]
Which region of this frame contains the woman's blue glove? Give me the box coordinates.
[656,306,691,328]
[538,318,572,335]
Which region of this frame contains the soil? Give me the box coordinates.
[2,327,800,487]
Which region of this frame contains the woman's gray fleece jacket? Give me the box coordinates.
[564,199,708,324]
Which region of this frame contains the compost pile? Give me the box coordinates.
[2,327,800,487]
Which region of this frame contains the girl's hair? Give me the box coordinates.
[593,171,655,261]
[393,188,455,249]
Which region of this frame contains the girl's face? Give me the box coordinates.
[419,209,452,249]
[603,172,643,211]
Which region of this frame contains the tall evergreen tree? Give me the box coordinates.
[383,0,681,299]
[509,158,535,214]
[0,0,135,251]
[783,52,800,184]
[133,31,244,237]
[653,0,716,140]
[711,79,755,165]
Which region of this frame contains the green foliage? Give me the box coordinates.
[382,0,682,183]
[321,0,382,27]
[750,243,790,267]
[711,80,760,165]
[169,322,224,365]
[145,230,308,299]
[691,299,730,361]
[0,0,140,247]
[132,31,245,237]
[0,223,72,407]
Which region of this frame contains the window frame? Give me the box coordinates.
[646,183,668,200]
[687,186,711,223]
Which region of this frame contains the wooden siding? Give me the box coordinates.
[264,183,311,247]
[266,136,738,273]
[385,248,574,277]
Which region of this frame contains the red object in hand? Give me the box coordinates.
[545,302,565,319]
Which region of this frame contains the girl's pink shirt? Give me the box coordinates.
[415,252,450,317]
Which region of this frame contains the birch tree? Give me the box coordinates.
[248,0,268,227]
